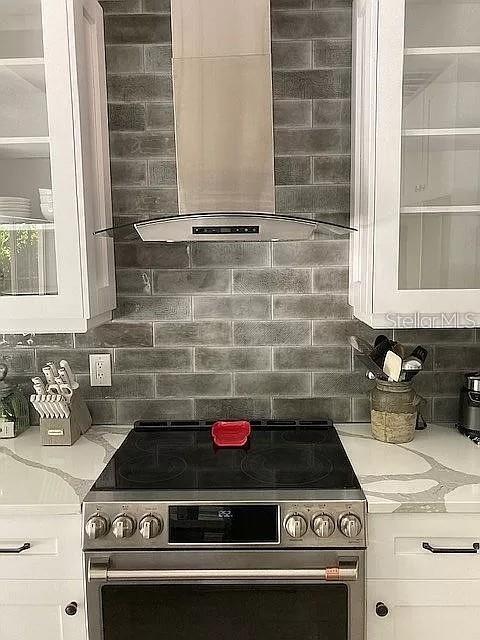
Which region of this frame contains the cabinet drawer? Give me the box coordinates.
[0,515,82,580]
[367,514,480,580]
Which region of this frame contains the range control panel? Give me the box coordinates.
[192,225,260,235]
[83,501,366,551]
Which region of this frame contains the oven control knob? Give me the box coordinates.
[312,514,335,538]
[85,515,109,540]
[112,515,136,539]
[284,514,308,539]
[339,514,362,538]
[139,515,162,540]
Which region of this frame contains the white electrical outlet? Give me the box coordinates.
[89,354,112,387]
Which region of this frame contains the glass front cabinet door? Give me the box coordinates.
[0,0,115,333]
[351,0,480,328]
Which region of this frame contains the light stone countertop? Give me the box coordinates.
[0,426,129,515]
[338,423,480,514]
[0,423,478,516]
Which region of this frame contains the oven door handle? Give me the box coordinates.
[88,559,359,583]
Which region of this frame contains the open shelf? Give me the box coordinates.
[0,138,49,158]
[402,131,480,151]
[401,205,480,214]
[405,46,480,56]
[0,57,44,66]
[0,222,53,231]
[403,128,480,136]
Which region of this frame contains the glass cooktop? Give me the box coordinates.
[92,420,360,492]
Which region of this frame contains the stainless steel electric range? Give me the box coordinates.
[83,419,366,640]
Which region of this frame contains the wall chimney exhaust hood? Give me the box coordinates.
[96,0,355,242]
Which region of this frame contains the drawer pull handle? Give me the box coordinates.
[0,543,31,554]
[422,542,480,554]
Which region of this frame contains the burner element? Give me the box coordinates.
[240,447,333,487]
[118,453,187,485]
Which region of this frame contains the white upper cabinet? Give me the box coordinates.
[0,0,115,333]
[350,0,480,328]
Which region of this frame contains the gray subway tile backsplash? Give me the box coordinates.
[273,241,349,266]
[144,45,173,71]
[272,41,312,69]
[274,346,350,370]
[273,294,351,319]
[233,268,312,294]
[5,0,468,425]
[154,321,232,346]
[145,103,174,129]
[271,11,352,40]
[75,322,153,348]
[104,14,171,44]
[106,45,144,72]
[156,373,232,397]
[313,39,352,68]
[235,372,311,397]
[194,296,272,321]
[273,69,351,99]
[107,74,172,101]
[233,321,312,346]
[115,296,191,321]
[275,157,312,185]
[115,348,192,372]
[111,159,147,186]
[152,269,231,294]
[110,131,175,158]
[191,243,270,268]
[195,347,272,372]
[114,242,189,269]
[108,104,146,131]
[273,100,312,128]
[117,399,194,422]
[194,398,271,420]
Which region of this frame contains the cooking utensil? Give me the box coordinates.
[348,335,374,355]
[383,350,402,382]
[31,377,46,395]
[409,345,428,366]
[356,352,388,380]
[60,360,79,389]
[42,365,56,386]
[370,337,392,367]
[30,395,44,418]
[46,361,59,378]
[349,335,388,379]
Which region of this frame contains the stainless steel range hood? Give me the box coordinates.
[95,0,355,243]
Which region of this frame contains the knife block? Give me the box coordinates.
[40,391,92,446]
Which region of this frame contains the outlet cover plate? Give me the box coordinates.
[89,354,112,387]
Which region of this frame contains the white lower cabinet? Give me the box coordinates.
[0,580,86,640]
[367,579,480,640]
[367,514,480,639]
[0,514,86,640]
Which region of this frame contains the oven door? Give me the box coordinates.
[85,549,365,640]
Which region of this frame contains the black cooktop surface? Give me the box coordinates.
[92,420,360,492]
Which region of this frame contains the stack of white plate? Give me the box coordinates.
[39,188,54,222]
[0,197,34,224]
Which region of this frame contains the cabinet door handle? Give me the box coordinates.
[65,602,78,616]
[0,543,31,554]
[422,542,480,554]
